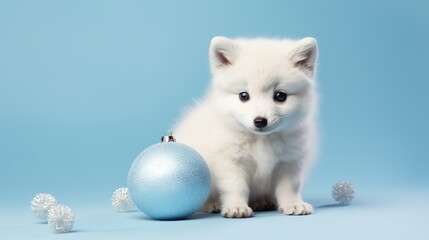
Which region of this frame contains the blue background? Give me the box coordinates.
[1,0,428,239]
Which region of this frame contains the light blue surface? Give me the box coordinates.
[2,190,429,239]
[1,0,428,239]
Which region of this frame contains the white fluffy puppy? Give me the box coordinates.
[174,36,318,218]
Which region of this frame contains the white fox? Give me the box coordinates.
[174,36,318,218]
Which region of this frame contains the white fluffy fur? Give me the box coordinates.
[174,36,318,218]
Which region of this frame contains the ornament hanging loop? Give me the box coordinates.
[161,130,176,143]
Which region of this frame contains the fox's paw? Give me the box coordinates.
[278,202,313,215]
[221,205,253,218]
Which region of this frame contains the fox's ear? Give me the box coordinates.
[210,36,237,70]
[290,37,318,76]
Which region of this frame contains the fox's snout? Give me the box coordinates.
[253,117,268,129]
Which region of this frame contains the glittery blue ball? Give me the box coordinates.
[127,142,211,220]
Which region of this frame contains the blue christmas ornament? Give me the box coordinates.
[128,132,211,220]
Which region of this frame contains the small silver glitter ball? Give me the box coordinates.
[31,193,57,221]
[48,204,74,233]
[332,181,355,205]
[111,187,136,212]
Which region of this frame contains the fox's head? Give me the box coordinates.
[208,36,318,135]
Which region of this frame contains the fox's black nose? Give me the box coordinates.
[254,117,268,128]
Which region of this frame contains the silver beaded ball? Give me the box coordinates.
[332,181,355,205]
[48,204,74,233]
[31,193,57,221]
[111,187,136,212]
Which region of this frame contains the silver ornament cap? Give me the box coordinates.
[161,130,176,143]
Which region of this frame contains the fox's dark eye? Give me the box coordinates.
[239,91,250,102]
[274,91,287,102]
